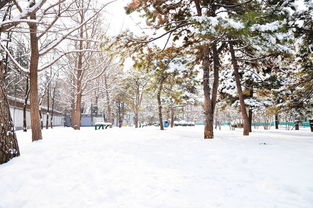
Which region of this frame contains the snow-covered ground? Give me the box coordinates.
[1,126,313,208]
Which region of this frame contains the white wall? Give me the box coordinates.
[9,107,64,129]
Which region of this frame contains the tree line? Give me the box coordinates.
[0,0,115,164]
[119,0,312,137]
[0,0,312,164]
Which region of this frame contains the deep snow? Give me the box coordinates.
[0,126,312,208]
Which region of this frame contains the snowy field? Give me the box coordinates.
[1,126,313,208]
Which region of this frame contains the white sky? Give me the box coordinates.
[102,0,170,71]
[101,0,310,71]
[103,0,144,36]
[104,0,170,43]
[102,0,145,71]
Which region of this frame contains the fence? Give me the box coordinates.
[220,121,310,127]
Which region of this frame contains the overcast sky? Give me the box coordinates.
[103,0,142,36]
[102,0,170,70]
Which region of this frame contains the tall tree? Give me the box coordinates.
[0,0,47,163]
[0,61,20,164]
[124,68,148,128]
[68,0,112,130]
[124,0,226,137]
[124,0,296,137]
[229,41,250,135]
[3,0,112,140]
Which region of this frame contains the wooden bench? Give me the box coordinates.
[95,122,112,130]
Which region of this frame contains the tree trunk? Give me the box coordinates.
[133,83,141,128]
[275,114,279,129]
[121,102,125,126]
[72,92,82,130]
[40,110,43,129]
[134,110,139,128]
[72,24,84,130]
[203,43,220,139]
[23,77,30,132]
[215,108,221,130]
[203,46,213,138]
[46,84,50,129]
[90,103,94,125]
[29,14,43,141]
[116,101,120,127]
[157,77,165,130]
[104,75,112,127]
[50,85,56,128]
[229,41,250,136]
[118,112,122,128]
[71,8,86,130]
[157,92,164,130]
[72,87,82,131]
[70,74,75,128]
[95,95,99,117]
[248,89,253,132]
[248,109,252,132]
[70,97,75,128]
[107,103,112,126]
[118,101,125,128]
[264,119,269,130]
[0,62,20,164]
[170,105,174,128]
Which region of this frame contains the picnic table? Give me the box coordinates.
[95,122,112,130]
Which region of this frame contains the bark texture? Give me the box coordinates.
[275,114,279,129]
[23,77,30,132]
[45,85,50,129]
[229,41,250,136]
[0,62,20,164]
[117,100,125,128]
[157,93,164,130]
[28,11,43,141]
[157,77,166,130]
[133,84,140,128]
[72,24,84,130]
[50,85,56,128]
[203,42,220,139]
[134,112,139,128]
[170,105,174,128]
[72,92,82,130]
[104,75,112,127]
[248,109,252,132]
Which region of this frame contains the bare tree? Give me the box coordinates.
[124,70,148,128]
[69,49,112,129]
[92,63,124,126]
[0,0,47,163]
[2,0,112,140]
[56,0,114,130]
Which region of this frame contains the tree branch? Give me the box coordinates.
[0,42,29,74]
[0,0,47,32]
[38,49,101,72]
[38,0,115,56]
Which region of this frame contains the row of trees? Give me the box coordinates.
[0,0,198,164]
[0,0,116,164]
[120,0,312,137]
[1,0,312,164]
